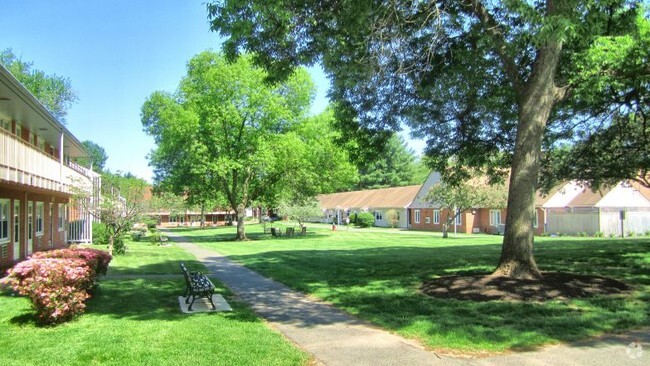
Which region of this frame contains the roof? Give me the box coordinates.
[318,185,421,210]
[566,187,611,207]
[0,64,88,158]
[631,182,650,201]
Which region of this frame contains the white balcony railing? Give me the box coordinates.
[0,129,94,194]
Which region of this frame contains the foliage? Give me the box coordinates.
[0,48,77,123]
[76,140,108,173]
[2,248,111,325]
[142,51,356,240]
[73,172,148,255]
[385,209,400,229]
[426,177,507,238]
[207,0,645,278]
[31,248,112,277]
[355,134,423,190]
[354,212,375,228]
[276,197,322,228]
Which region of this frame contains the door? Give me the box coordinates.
[13,201,20,260]
[27,201,33,256]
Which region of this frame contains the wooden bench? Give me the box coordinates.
[180,262,216,311]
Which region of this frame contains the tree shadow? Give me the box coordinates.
[207,238,649,352]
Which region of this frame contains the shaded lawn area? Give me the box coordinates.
[180,224,650,354]
[0,241,310,366]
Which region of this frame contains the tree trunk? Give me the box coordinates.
[494,40,564,280]
[200,203,205,228]
[235,204,247,240]
[108,233,114,257]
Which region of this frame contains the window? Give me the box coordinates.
[455,209,462,225]
[28,202,33,241]
[374,210,383,221]
[0,119,9,132]
[58,204,66,231]
[29,132,35,145]
[414,210,420,224]
[0,199,9,243]
[489,210,501,226]
[425,217,431,224]
[533,209,539,228]
[433,210,440,224]
[15,124,21,138]
[36,202,44,235]
[14,201,19,242]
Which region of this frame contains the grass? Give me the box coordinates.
[0,240,310,366]
[180,223,650,354]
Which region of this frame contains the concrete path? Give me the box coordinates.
[164,231,648,366]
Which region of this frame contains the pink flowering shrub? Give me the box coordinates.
[32,248,112,277]
[2,248,112,325]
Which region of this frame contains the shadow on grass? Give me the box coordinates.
[205,238,649,352]
[85,278,261,324]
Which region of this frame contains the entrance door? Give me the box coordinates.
[13,201,20,260]
[27,201,33,256]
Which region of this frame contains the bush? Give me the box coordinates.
[2,248,112,325]
[31,248,112,277]
[594,231,604,237]
[92,222,109,245]
[355,212,375,228]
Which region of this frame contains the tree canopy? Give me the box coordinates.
[0,48,77,123]
[355,134,424,190]
[142,51,356,240]
[208,0,647,278]
[77,140,108,173]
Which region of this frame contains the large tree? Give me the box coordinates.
[142,51,356,240]
[208,0,646,278]
[0,48,77,123]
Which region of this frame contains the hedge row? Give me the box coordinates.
[2,248,112,325]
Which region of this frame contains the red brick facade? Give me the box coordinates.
[409,207,546,235]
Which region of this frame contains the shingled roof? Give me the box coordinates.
[318,185,421,210]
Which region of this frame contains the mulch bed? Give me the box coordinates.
[420,272,630,302]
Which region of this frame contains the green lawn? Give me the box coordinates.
[180,223,650,354]
[0,241,310,366]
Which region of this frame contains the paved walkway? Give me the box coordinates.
[163,231,649,366]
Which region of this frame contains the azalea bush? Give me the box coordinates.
[2,248,112,325]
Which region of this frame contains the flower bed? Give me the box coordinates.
[2,248,112,325]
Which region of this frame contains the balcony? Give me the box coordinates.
[0,129,96,194]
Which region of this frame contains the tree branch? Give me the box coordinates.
[466,0,523,96]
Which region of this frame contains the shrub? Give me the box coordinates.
[92,222,109,245]
[626,231,636,237]
[2,248,112,325]
[645,230,650,237]
[594,231,604,237]
[578,231,588,237]
[355,212,375,228]
[31,248,112,277]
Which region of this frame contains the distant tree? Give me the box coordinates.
[276,197,322,228]
[426,178,507,238]
[385,209,400,229]
[76,140,108,172]
[148,190,187,226]
[356,134,421,189]
[72,172,149,255]
[142,52,354,240]
[0,48,77,123]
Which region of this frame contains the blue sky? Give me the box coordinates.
[1,0,423,182]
